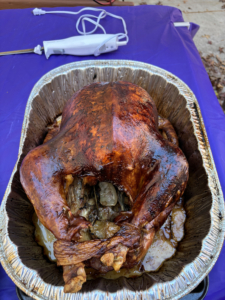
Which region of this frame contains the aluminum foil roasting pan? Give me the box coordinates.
[0,60,224,300]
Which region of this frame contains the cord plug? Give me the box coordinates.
[33,8,46,15]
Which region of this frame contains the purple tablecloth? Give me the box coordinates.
[0,5,225,300]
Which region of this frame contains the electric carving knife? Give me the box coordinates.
[0,8,128,59]
[0,8,190,59]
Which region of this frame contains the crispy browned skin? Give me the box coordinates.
[54,223,141,266]
[158,115,179,146]
[63,263,86,293]
[43,116,61,144]
[20,81,188,289]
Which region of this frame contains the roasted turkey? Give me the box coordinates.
[20,81,188,293]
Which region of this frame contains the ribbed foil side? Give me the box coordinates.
[0,60,224,300]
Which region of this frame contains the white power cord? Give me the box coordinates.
[174,22,190,30]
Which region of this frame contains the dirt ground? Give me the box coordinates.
[127,0,225,112]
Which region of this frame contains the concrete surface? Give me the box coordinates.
[130,0,225,61]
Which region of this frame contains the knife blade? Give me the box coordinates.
[0,47,44,56]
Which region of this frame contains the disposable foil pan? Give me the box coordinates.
[0,60,224,300]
